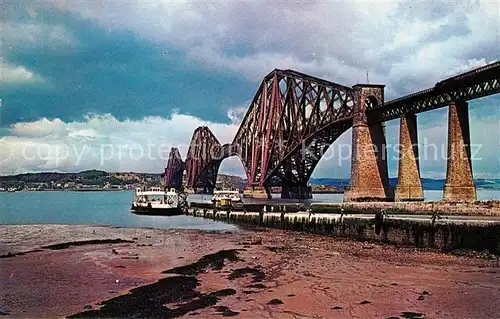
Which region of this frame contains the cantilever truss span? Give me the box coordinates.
[165,61,500,193]
[232,69,356,188]
[164,147,184,190]
[184,126,224,192]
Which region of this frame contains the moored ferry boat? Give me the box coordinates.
[131,187,187,216]
[211,188,242,210]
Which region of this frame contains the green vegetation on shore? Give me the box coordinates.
[0,170,161,191]
[0,170,253,192]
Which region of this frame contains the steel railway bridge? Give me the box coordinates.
[164,61,500,201]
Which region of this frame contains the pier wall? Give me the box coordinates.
[308,201,500,216]
[188,208,500,254]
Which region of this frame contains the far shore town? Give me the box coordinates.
[0,170,347,193]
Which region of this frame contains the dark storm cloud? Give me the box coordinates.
[1,5,255,126]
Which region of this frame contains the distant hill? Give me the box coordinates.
[310,177,500,190]
[2,170,498,191]
[0,170,161,188]
[216,174,247,189]
[473,179,500,190]
[0,170,247,190]
[310,178,350,188]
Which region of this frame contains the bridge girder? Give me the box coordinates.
[164,147,185,190]
[232,69,356,188]
[370,61,500,122]
[165,130,242,192]
[185,126,226,192]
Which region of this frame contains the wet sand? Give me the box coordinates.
[1,224,500,318]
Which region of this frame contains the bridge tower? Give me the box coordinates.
[344,84,394,201]
[185,126,224,194]
[443,101,476,202]
[164,147,185,190]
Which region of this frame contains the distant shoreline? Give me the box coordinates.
[1,170,499,193]
[2,187,498,193]
[0,189,128,192]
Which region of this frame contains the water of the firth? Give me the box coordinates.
[0,190,498,230]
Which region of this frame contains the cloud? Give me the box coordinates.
[11,117,67,137]
[0,21,76,52]
[0,5,255,125]
[0,111,244,175]
[0,60,46,85]
[226,104,249,125]
[2,1,497,125]
[44,0,499,98]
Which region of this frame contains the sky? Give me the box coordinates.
[1,0,499,179]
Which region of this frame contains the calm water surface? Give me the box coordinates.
[0,191,235,230]
[1,190,498,228]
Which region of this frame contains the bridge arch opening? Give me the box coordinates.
[216,155,247,190]
[309,127,353,191]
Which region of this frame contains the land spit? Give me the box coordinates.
[1,224,500,318]
[191,200,500,216]
[310,200,500,216]
[189,200,500,254]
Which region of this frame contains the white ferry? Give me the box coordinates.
[131,187,187,216]
[211,188,242,209]
[212,188,241,202]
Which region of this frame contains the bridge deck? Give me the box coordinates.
[371,61,500,122]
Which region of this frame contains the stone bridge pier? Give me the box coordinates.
[344,84,394,202]
[393,101,476,202]
[395,114,424,201]
[345,97,477,203]
[443,101,476,202]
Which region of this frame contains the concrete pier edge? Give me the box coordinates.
[187,201,500,254]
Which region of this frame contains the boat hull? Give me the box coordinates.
[131,205,184,216]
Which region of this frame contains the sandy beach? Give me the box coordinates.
[1,224,500,318]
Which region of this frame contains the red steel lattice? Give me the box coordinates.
[164,62,500,194]
[185,126,224,192]
[164,147,184,190]
[232,69,355,188]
